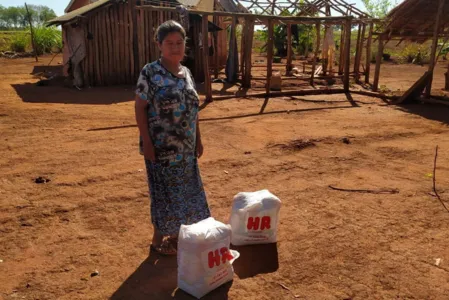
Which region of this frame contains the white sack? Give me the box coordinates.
[178,217,239,299]
[230,190,281,246]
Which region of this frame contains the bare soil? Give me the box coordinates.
[1,54,449,300]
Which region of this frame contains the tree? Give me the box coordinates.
[0,5,57,29]
[27,5,57,24]
[362,0,398,19]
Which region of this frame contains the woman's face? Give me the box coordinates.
[158,32,185,63]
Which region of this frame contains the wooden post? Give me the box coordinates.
[286,23,293,75]
[266,18,274,94]
[425,0,445,98]
[354,24,365,82]
[373,34,384,92]
[240,22,245,75]
[243,18,254,88]
[214,30,219,79]
[343,18,351,91]
[353,24,362,76]
[130,0,139,79]
[445,63,449,91]
[94,12,102,85]
[365,22,373,84]
[104,9,112,85]
[100,11,108,85]
[128,2,135,82]
[228,15,237,83]
[147,8,155,62]
[24,3,38,62]
[338,24,345,75]
[117,4,124,84]
[202,15,212,102]
[311,22,321,86]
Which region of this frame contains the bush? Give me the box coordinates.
[397,44,430,65]
[33,26,62,54]
[10,32,29,52]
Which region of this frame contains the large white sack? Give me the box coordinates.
[230,190,281,246]
[177,217,239,299]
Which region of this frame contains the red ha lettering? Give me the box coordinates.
[247,216,271,230]
[208,247,233,268]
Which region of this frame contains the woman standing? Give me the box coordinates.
[135,20,210,255]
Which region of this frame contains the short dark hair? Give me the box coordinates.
[155,20,186,43]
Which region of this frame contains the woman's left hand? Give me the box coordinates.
[196,140,204,159]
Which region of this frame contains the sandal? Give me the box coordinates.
[150,237,177,256]
[168,236,178,249]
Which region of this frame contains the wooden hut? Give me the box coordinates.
[374,0,449,99]
[47,0,240,87]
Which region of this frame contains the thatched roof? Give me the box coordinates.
[384,0,449,42]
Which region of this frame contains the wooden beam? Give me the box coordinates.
[266,18,274,94]
[138,5,353,23]
[286,23,293,75]
[365,22,373,84]
[202,15,212,102]
[343,18,351,91]
[425,0,445,98]
[373,34,384,92]
[210,88,395,101]
[311,22,321,86]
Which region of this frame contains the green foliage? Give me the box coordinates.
[254,8,314,57]
[361,0,398,18]
[9,31,29,52]
[0,4,57,30]
[33,26,62,54]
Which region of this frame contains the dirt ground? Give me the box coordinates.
[1,55,449,300]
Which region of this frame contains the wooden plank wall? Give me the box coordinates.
[84,3,178,86]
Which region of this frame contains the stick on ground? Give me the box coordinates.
[328,185,399,194]
[432,146,449,213]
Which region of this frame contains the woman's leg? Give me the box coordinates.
[151,228,177,256]
[151,227,163,246]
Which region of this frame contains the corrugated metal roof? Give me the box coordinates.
[47,0,111,25]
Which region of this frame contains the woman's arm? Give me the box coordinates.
[135,96,155,162]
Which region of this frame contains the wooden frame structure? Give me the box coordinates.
[373,0,449,97]
[139,0,377,101]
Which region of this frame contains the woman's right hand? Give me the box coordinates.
[142,139,156,162]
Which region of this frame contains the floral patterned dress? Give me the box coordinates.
[136,60,210,236]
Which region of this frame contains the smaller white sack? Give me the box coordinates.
[230,190,281,246]
[177,217,239,299]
